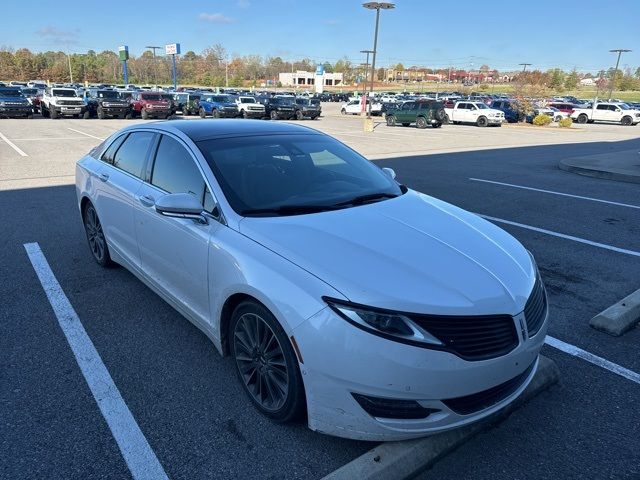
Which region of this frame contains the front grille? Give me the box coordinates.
[442,360,536,415]
[409,313,518,361]
[352,393,440,419]
[524,277,547,337]
[58,100,82,106]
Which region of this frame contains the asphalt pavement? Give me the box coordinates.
[1,116,639,479]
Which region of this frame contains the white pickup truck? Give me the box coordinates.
[444,101,505,127]
[40,87,85,118]
[235,96,266,118]
[570,102,640,126]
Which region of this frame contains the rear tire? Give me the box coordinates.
[83,202,113,268]
[125,112,133,120]
[443,114,450,124]
[386,115,396,126]
[577,114,588,124]
[230,300,305,423]
[341,108,346,115]
[199,108,206,118]
[416,116,427,129]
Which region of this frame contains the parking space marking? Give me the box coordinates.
[24,243,169,480]
[470,178,640,210]
[479,214,640,258]
[11,136,88,141]
[546,336,640,385]
[0,131,28,156]
[67,127,105,141]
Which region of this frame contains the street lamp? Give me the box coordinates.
[363,2,395,118]
[608,49,631,100]
[145,45,161,87]
[360,49,374,110]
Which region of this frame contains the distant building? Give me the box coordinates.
[579,78,595,86]
[279,71,343,87]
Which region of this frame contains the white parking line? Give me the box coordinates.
[470,177,640,210]
[0,131,28,156]
[479,214,640,258]
[545,336,640,385]
[67,127,105,141]
[24,243,168,480]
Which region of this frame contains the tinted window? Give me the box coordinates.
[151,135,212,210]
[101,134,128,164]
[112,131,154,177]
[596,104,608,110]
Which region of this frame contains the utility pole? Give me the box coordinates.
[363,2,395,118]
[519,62,532,73]
[360,49,373,111]
[608,49,631,100]
[145,46,161,87]
[67,51,73,83]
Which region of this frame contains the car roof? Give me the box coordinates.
[137,119,323,142]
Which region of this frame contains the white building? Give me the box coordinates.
[278,71,344,88]
[579,78,595,86]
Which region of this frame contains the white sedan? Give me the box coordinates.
[76,120,548,441]
[341,99,383,116]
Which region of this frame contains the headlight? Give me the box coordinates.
[0,101,5,106]
[325,299,443,346]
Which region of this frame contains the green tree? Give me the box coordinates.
[548,68,565,90]
[322,61,333,73]
[634,66,640,78]
[393,63,404,71]
[564,70,579,89]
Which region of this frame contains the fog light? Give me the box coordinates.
[352,393,440,419]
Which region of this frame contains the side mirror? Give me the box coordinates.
[382,167,396,180]
[155,193,208,224]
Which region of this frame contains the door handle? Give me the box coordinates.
[139,195,155,207]
[98,173,109,182]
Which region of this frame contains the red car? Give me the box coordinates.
[128,91,172,119]
[548,102,576,114]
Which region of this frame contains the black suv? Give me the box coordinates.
[82,89,130,119]
[258,96,296,120]
[385,100,446,128]
[293,97,321,120]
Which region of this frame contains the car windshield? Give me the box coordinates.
[212,95,232,102]
[197,134,402,216]
[275,97,294,106]
[21,88,38,95]
[52,89,77,97]
[239,97,255,103]
[161,94,173,101]
[617,103,630,110]
[1,89,22,97]
[141,94,162,100]
[97,91,118,99]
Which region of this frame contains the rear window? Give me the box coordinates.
[112,132,155,177]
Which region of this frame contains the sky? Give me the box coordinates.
[1,0,639,74]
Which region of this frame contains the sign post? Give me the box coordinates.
[165,43,181,90]
[118,46,129,85]
[314,64,325,94]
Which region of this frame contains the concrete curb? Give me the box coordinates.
[590,288,640,336]
[322,355,559,480]
[559,158,640,185]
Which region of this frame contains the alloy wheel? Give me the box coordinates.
[233,312,289,412]
[84,205,106,262]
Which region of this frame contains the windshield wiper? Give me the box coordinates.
[333,192,399,207]
[241,204,342,216]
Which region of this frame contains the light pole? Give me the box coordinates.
[145,46,161,87]
[363,2,395,118]
[608,49,631,100]
[360,49,374,111]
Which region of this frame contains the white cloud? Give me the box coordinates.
[198,13,235,24]
[35,26,80,45]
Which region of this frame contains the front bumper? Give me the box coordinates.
[54,105,84,116]
[487,117,504,124]
[0,106,32,117]
[243,110,265,118]
[100,105,129,116]
[293,306,547,441]
[219,109,240,118]
[274,109,295,119]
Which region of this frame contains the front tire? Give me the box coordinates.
[212,109,220,118]
[83,110,91,119]
[97,106,105,119]
[621,116,632,126]
[443,114,450,124]
[341,108,346,115]
[230,301,305,422]
[270,110,279,120]
[141,109,149,120]
[477,116,488,127]
[50,108,58,119]
[83,202,113,267]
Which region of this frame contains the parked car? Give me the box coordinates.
[19,87,41,113]
[341,99,383,116]
[235,96,266,119]
[570,102,640,125]
[198,94,239,118]
[385,100,446,128]
[41,87,85,118]
[172,92,189,114]
[490,100,522,123]
[0,87,33,118]
[444,101,505,127]
[259,96,297,120]
[293,97,322,120]
[75,119,548,441]
[128,91,172,119]
[547,102,577,115]
[182,92,202,116]
[81,89,130,119]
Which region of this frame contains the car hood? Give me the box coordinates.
[0,96,29,103]
[239,190,535,316]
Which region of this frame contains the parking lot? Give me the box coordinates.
[1,108,640,479]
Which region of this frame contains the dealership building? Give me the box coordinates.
[278,70,344,88]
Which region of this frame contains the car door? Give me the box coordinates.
[593,104,610,121]
[94,131,155,269]
[134,133,217,324]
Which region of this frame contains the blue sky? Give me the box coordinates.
[1,0,638,73]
